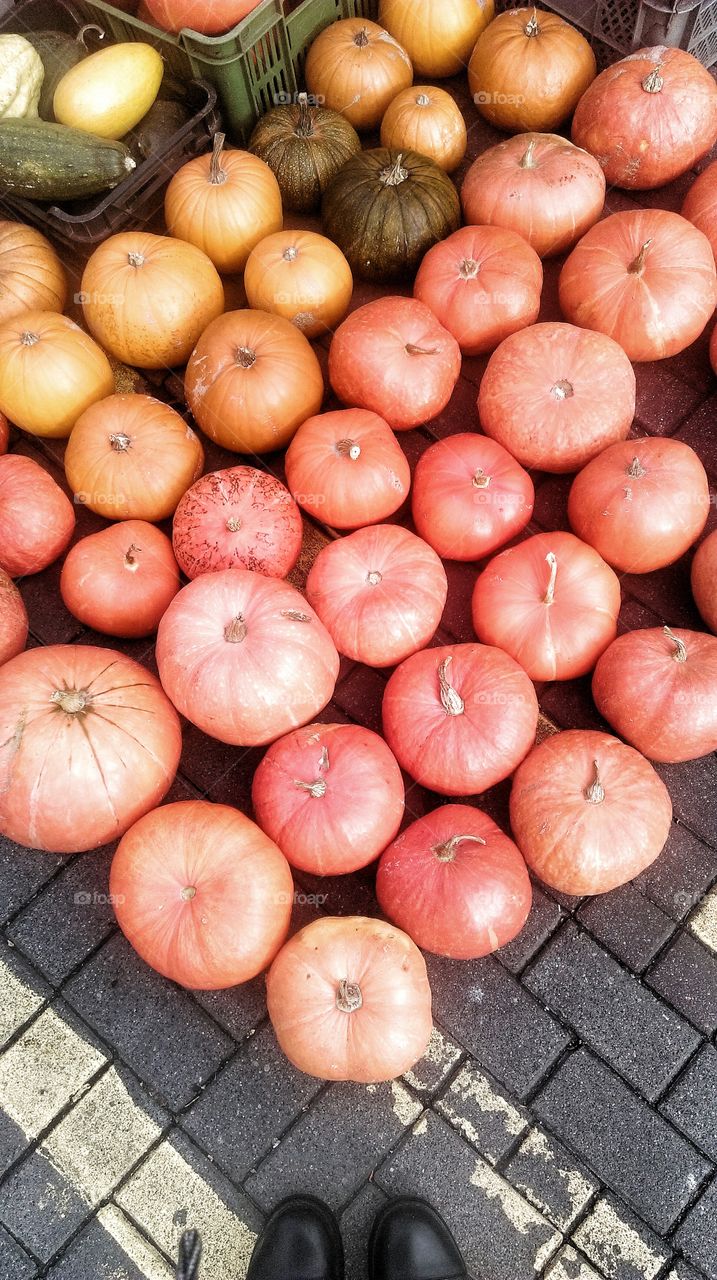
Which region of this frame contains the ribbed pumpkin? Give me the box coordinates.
[378,0,494,77]
[469,8,596,133]
[0,219,67,325]
[305,18,413,132]
[248,92,361,213]
[380,85,467,172]
[244,230,353,338]
[0,310,114,438]
[322,147,460,281]
[682,160,717,263]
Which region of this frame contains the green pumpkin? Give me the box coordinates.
[322,147,461,282]
[25,25,104,121]
[248,92,361,214]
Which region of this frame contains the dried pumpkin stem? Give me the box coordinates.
[366,570,382,585]
[524,8,540,36]
[127,252,144,268]
[293,744,330,797]
[20,331,39,347]
[416,92,431,106]
[353,26,370,46]
[550,379,573,400]
[664,625,687,663]
[295,92,315,136]
[209,132,228,185]
[336,438,361,460]
[51,688,90,715]
[585,759,605,805]
[544,551,558,605]
[433,833,487,863]
[405,343,437,355]
[381,152,409,186]
[283,245,299,262]
[226,516,241,532]
[110,432,131,452]
[124,543,141,568]
[438,655,464,716]
[224,614,248,643]
[235,346,257,369]
[628,239,652,274]
[473,468,490,489]
[181,886,196,901]
[459,258,480,280]
[336,979,363,1012]
[642,63,664,93]
[626,456,646,478]
[77,23,104,47]
[520,139,537,168]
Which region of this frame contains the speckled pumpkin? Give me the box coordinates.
[248,93,361,213]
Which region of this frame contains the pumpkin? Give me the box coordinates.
[382,642,539,796]
[0,35,43,119]
[0,310,114,439]
[305,524,448,668]
[80,231,224,370]
[559,209,717,362]
[322,147,460,282]
[155,568,340,746]
[567,438,710,574]
[266,916,433,1082]
[244,230,353,339]
[460,133,605,258]
[53,42,163,140]
[378,0,494,77]
[0,219,67,326]
[509,729,672,895]
[692,531,717,634]
[380,86,467,172]
[411,433,534,562]
[60,520,180,638]
[0,454,75,576]
[0,413,7,454]
[593,626,717,764]
[0,569,28,667]
[172,465,302,580]
[329,296,461,431]
[142,0,261,35]
[248,92,361,214]
[472,530,620,681]
[305,18,413,132]
[413,224,543,356]
[285,407,411,530]
[185,310,324,455]
[64,394,204,522]
[477,322,635,473]
[682,160,717,263]
[164,134,283,275]
[110,800,293,989]
[0,645,181,854]
[376,804,531,959]
[712,319,717,376]
[468,8,596,133]
[572,46,717,190]
[252,722,404,875]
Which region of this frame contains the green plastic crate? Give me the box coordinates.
[71,0,380,142]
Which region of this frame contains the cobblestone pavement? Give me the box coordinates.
[0,74,716,1280]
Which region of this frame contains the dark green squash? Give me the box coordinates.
[126,98,193,160]
[0,118,135,199]
[248,92,361,214]
[322,147,461,282]
[25,25,104,120]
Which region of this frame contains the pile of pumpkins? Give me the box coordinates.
[0,0,716,1086]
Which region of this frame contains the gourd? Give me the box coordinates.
[127,98,192,160]
[248,92,361,213]
[53,41,164,139]
[0,119,135,198]
[0,34,44,119]
[25,25,103,120]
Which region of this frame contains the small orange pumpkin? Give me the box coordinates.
[244,230,353,338]
[0,311,114,439]
[380,85,467,172]
[0,220,67,327]
[379,0,494,77]
[305,18,413,131]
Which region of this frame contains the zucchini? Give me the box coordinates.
[24,25,104,121]
[0,118,136,199]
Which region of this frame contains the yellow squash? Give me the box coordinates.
[53,42,163,139]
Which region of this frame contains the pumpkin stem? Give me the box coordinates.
[281,608,311,622]
[438,655,464,716]
[336,438,361,460]
[664,625,687,663]
[336,979,363,1012]
[459,258,480,280]
[235,346,257,369]
[366,570,383,585]
[544,551,558,605]
[294,92,315,137]
[124,543,141,568]
[628,239,652,275]
[405,343,437,356]
[353,25,370,46]
[626,456,646,478]
[181,886,197,901]
[127,252,145,268]
[283,245,299,262]
[415,92,431,106]
[381,152,409,187]
[209,132,228,185]
[51,688,90,715]
[642,63,664,93]
[585,759,605,805]
[224,614,248,643]
[524,8,540,36]
[226,516,241,532]
[473,468,490,489]
[293,744,330,797]
[110,432,131,452]
[77,23,105,47]
[550,379,574,400]
[20,331,39,347]
[433,833,487,863]
[520,139,537,168]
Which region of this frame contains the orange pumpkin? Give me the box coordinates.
[64,393,205,520]
[682,160,717,264]
[468,8,596,133]
[0,220,67,327]
[80,231,224,370]
[164,133,283,275]
[380,85,467,172]
[305,18,413,132]
[243,230,353,338]
[0,311,114,439]
[185,309,324,454]
[378,0,494,77]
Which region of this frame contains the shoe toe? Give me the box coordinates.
[370,1199,466,1280]
[248,1196,343,1280]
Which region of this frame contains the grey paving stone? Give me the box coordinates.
[534,1049,711,1233]
[401,1025,463,1099]
[661,1045,717,1161]
[654,759,717,850]
[63,934,234,1111]
[375,1111,562,1280]
[44,1206,173,1279]
[0,1149,90,1263]
[572,1195,671,1280]
[647,932,717,1034]
[0,836,63,928]
[0,943,49,1049]
[665,1260,712,1280]
[181,1022,322,1182]
[0,1108,29,1180]
[633,825,717,921]
[425,954,572,1100]
[577,883,677,972]
[544,1245,604,1280]
[435,1061,530,1166]
[0,1224,36,1279]
[504,1127,598,1232]
[190,979,267,1043]
[524,923,700,1099]
[676,1178,717,1280]
[340,1183,387,1280]
[497,885,564,974]
[245,1081,423,1212]
[7,847,117,985]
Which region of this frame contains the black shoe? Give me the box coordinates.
[369,1197,467,1280]
[176,1230,202,1279]
[247,1195,344,1280]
